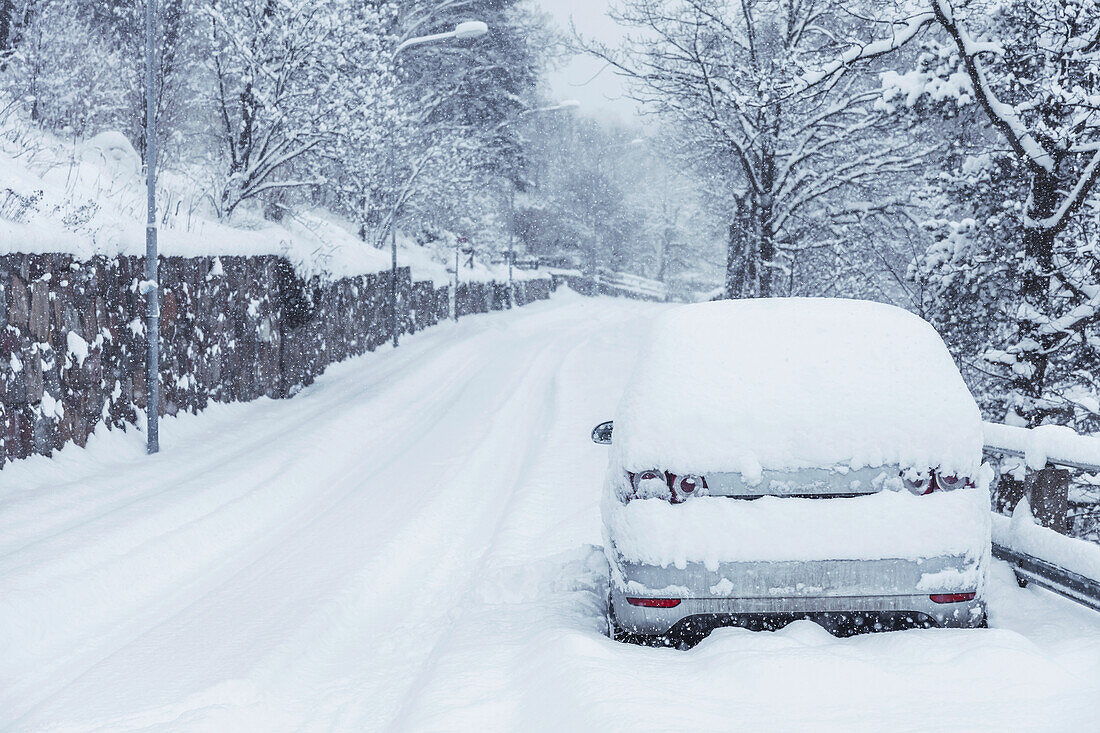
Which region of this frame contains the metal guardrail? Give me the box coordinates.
[553,270,669,301]
[984,422,1100,612]
[992,542,1100,612]
[982,423,1100,473]
[983,445,1100,473]
[595,269,668,301]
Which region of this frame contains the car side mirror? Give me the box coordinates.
[591,420,613,445]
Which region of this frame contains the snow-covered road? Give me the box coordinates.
[2,292,1099,732]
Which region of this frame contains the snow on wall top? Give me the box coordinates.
[611,298,983,478]
[0,124,542,286]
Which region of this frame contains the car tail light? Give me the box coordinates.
[634,469,665,485]
[932,473,972,491]
[626,597,681,608]
[630,469,669,500]
[902,470,972,495]
[669,473,707,503]
[902,471,932,495]
[929,592,976,603]
[623,470,708,503]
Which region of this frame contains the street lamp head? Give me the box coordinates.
[454,20,489,40]
[395,19,488,56]
[559,99,581,109]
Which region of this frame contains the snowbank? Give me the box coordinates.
[604,487,991,569]
[992,500,1100,582]
[611,298,983,478]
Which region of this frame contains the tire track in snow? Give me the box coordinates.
[256,313,620,730]
[3,329,500,728]
[379,308,653,732]
[376,337,580,731]
[0,314,509,562]
[0,314,545,726]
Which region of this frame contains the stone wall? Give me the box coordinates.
[0,253,552,467]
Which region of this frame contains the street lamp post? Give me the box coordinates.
[388,20,488,348]
[507,184,515,306]
[144,0,160,454]
[452,236,467,321]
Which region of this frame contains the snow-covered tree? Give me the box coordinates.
[72,0,194,159]
[824,0,1100,429]
[511,116,634,276]
[310,2,404,243]
[587,0,929,298]
[925,0,1100,429]
[385,0,551,242]
[0,0,193,158]
[202,0,357,217]
[396,0,547,176]
[0,0,25,64]
[3,1,127,136]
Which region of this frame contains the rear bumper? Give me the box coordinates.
[609,555,987,636]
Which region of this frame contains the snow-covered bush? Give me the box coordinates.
[3,2,127,137]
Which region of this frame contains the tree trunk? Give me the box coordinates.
[656,224,673,282]
[725,193,777,299]
[1015,171,1059,426]
[1027,466,1069,532]
[758,139,777,298]
[758,198,774,298]
[0,0,14,62]
[725,221,742,299]
[725,193,754,299]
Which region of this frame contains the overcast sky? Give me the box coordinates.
[536,0,640,124]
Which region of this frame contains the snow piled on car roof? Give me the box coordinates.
[612,298,982,478]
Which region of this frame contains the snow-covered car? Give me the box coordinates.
[595,298,991,644]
